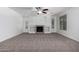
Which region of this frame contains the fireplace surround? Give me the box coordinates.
[27,25,51,33]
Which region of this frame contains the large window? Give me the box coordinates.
[59,15,67,30]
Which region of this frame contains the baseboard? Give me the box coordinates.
[0,32,23,42]
[58,32,79,42]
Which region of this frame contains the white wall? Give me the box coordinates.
[0,7,23,42]
[23,14,57,33]
[57,8,79,41]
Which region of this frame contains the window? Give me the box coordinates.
[59,15,67,30]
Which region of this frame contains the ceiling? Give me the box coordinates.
[10,7,70,17]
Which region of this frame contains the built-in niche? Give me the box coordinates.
[59,14,67,30]
[51,18,54,28]
[25,21,28,29]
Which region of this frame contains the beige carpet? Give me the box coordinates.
[0,33,79,52]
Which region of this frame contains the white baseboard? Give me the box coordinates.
[58,32,79,42]
[0,32,22,42]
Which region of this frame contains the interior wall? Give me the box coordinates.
[57,8,79,41]
[0,7,23,42]
[23,14,57,33]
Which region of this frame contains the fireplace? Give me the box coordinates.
[36,26,44,32]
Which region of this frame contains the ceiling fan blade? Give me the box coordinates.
[35,7,41,10]
[43,9,48,11]
[42,11,47,14]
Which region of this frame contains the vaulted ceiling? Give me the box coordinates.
[10,7,70,17]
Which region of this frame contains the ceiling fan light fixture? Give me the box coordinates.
[38,11,42,13]
[33,7,48,15]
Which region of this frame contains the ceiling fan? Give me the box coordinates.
[35,7,48,15]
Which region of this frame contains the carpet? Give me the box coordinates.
[0,33,79,52]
